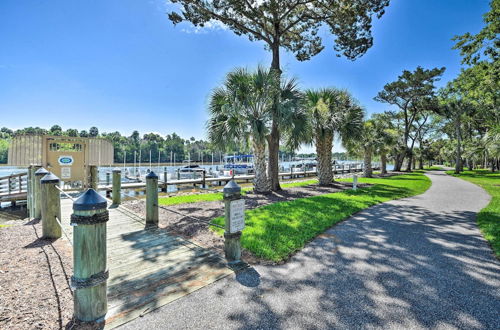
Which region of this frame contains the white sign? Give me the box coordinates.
[58,155,74,166]
[61,167,71,179]
[229,199,245,233]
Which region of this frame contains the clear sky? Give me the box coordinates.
[0,0,490,147]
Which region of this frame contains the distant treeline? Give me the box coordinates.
[0,126,347,164]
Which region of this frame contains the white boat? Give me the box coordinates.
[223,155,254,175]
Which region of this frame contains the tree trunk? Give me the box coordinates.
[315,132,333,185]
[405,149,413,172]
[381,152,387,175]
[363,146,373,178]
[267,126,281,191]
[455,118,462,174]
[393,151,404,172]
[267,44,282,191]
[252,140,269,193]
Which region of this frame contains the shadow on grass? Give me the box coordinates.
[212,177,423,262]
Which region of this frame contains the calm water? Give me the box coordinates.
[0,160,392,180]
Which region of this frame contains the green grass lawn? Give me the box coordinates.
[211,172,431,261]
[446,169,500,257]
[158,179,319,206]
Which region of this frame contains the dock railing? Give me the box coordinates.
[0,172,28,202]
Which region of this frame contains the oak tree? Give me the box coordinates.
[168,0,390,189]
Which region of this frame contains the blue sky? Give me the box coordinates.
[0,0,490,148]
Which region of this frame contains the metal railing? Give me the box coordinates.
[0,172,28,196]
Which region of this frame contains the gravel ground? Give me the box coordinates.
[123,180,366,264]
[121,171,500,330]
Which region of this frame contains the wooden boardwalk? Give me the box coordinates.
[60,198,232,329]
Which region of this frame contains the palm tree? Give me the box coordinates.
[207,67,305,193]
[207,67,277,192]
[299,89,364,185]
[484,125,500,171]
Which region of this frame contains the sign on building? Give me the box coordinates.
[58,155,74,166]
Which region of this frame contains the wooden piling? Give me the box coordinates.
[89,165,98,190]
[162,167,167,192]
[40,172,62,239]
[145,171,159,227]
[27,166,36,218]
[71,189,108,323]
[112,169,121,205]
[33,167,47,219]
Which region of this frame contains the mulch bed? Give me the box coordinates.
[0,217,74,329]
[124,180,370,265]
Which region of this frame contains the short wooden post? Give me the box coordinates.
[162,167,168,192]
[353,174,358,191]
[112,169,121,205]
[40,172,62,239]
[177,169,180,180]
[71,189,108,323]
[223,180,245,266]
[33,167,48,219]
[202,170,206,188]
[146,171,159,227]
[89,165,98,190]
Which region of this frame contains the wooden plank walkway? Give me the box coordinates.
[60,198,232,329]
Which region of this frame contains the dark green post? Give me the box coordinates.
[223,180,245,267]
[112,168,121,205]
[71,189,108,323]
[41,172,61,239]
[145,171,159,227]
[34,167,48,219]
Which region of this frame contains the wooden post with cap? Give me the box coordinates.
[223,180,245,268]
[41,172,62,239]
[71,189,109,323]
[145,171,159,227]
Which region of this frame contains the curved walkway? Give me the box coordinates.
[122,171,500,330]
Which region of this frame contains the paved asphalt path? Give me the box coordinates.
[121,171,500,329]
